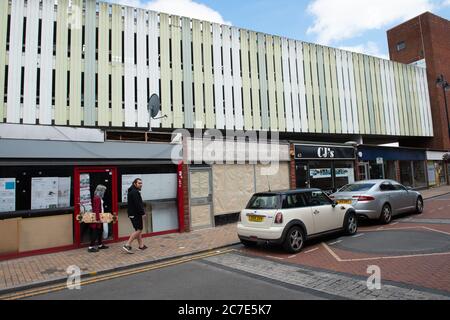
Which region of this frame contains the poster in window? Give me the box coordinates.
[31,177,59,209]
[121,175,141,202]
[0,178,16,213]
[310,169,332,179]
[335,168,355,183]
[79,174,92,212]
[58,177,71,208]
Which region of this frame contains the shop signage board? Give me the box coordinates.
[294,145,355,160]
[0,178,16,212]
[376,157,384,165]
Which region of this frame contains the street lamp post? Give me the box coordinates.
[436,74,450,139]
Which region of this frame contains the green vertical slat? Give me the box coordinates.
[84,0,96,126]
[375,59,385,135]
[409,67,419,136]
[303,43,315,132]
[249,32,261,130]
[182,17,193,128]
[353,54,364,134]
[273,37,286,132]
[97,3,109,126]
[394,63,405,135]
[363,56,374,133]
[266,35,278,130]
[192,20,204,128]
[172,16,183,129]
[240,30,252,130]
[69,0,83,126]
[258,33,269,130]
[55,0,69,125]
[329,48,341,134]
[111,4,123,127]
[323,47,335,134]
[317,46,328,133]
[399,64,408,136]
[310,45,321,133]
[411,67,422,136]
[369,57,380,134]
[0,0,8,121]
[358,55,369,134]
[203,21,214,129]
[160,14,172,128]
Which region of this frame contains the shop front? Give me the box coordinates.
[0,138,183,260]
[357,145,427,189]
[294,144,356,193]
[426,151,449,187]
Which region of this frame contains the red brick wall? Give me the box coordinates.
[388,12,450,150]
[182,164,190,233]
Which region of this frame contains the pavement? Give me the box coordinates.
[0,185,449,297]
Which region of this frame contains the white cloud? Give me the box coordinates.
[443,0,450,6]
[339,41,389,60]
[106,0,231,25]
[307,0,435,45]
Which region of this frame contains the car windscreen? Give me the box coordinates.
[338,183,376,192]
[246,195,280,210]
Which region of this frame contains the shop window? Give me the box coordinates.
[384,161,397,181]
[412,161,426,188]
[396,41,406,52]
[308,161,333,192]
[399,161,413,187]
[0,166,73,214]
[334,161,355,190]
[369,161,384,180]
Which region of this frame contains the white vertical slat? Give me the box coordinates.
[212,24,224,130]
[389,62,400,135]
[231,27,243,130]
[23,0,39,124]
[124,7,136,127]
[39,0,55,125]
[6,0,25,123]
[380,60,391,135]
[288,40,300,132]
[136,9,148,127]
[296,42,308,132]
[335,50,347,133]
[222,26,234,130]
[281,38,293,132]
[414,68,426,136]
[419,68,430,136]
[385,61,396,136]
[148,11,161,128]
[347,52,359,134]
[341,51,353,133]
[421,68,433,136]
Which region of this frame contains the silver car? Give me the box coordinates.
[330,180,424,224]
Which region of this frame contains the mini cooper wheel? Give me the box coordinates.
[380,204,392,225]
[416,197,424,214]
[345,213,358,235]
[283,226,305,254]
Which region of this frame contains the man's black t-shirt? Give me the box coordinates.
[127,185,145,217]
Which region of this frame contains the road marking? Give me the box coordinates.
[438,207,444,211]
[288,255,297,259]
[265,255,284,261]
[422,226,450,236]
[304,248,319,254]
[0,248,236,300]
[351,233,365,238]
[328,240,343,245]
[390,222,399,226]
[322,243,343,262]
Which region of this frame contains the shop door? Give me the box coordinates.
[74,167,118,246]
[189,168,214,230]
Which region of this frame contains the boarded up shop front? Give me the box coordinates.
[186,139,291,229]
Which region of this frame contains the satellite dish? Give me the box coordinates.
[148,94,161,119]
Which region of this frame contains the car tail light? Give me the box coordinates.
[275,212,283,224]
[352,195,375,202]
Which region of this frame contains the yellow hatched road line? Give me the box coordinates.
[1,249,236,301]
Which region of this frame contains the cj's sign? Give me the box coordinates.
[295,145,355,160]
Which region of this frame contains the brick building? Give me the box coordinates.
[387,12,450,150]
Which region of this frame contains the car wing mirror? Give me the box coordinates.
[332,201,337,208]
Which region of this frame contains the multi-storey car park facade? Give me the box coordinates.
[0,0,438,259]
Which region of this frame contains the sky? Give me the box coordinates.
[105,0,450,59]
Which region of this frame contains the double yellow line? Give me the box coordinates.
[1,248,236,300]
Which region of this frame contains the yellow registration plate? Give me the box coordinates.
[248,215,264,223]
[337,200,352,205]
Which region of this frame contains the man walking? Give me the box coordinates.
[123,178,148,254]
